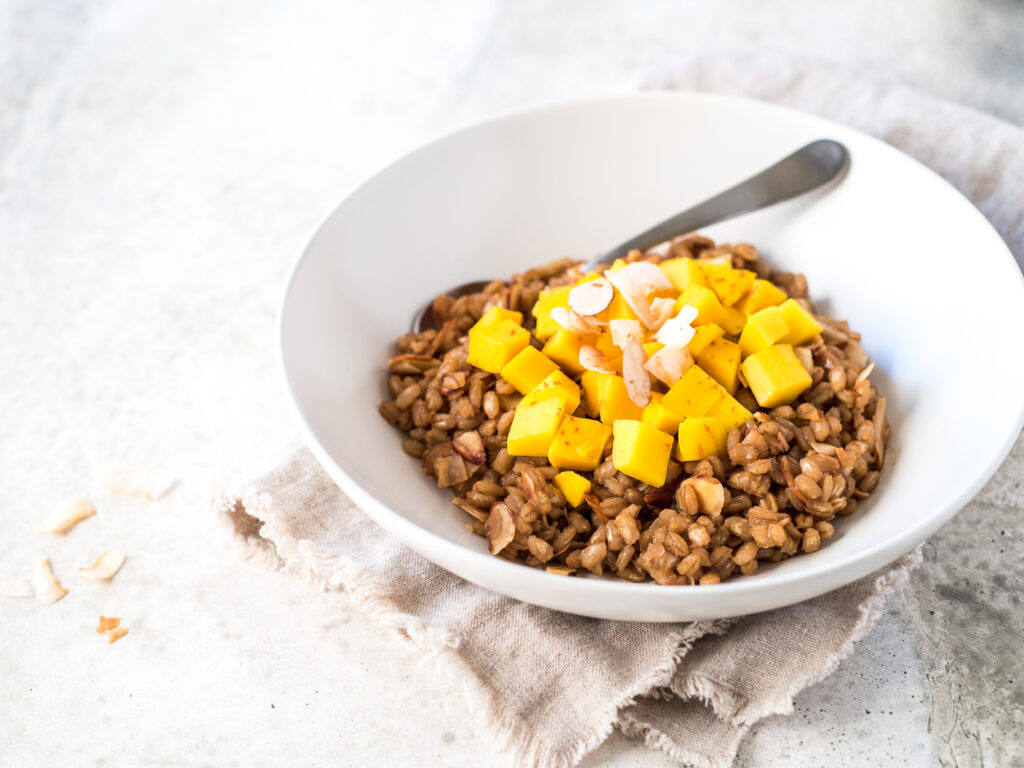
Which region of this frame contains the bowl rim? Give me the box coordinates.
[278,92,1024,605]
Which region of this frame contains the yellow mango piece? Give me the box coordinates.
[642,341,665,360]
[499,346,559,395]
[599,375,644,424]
[612,420,674,487]
[720,305,747,336]
[662,365,726,417]
[735,279,788,315]
[687,323,725,356]
[520,370,581,414]
[609,258,629,272]
[778,299,824,346]
[740,344,813,408]
[696,338,742,394]
[707,394,754,433]
[542,328,585,375]
[596,289,641,324]
[641,398,686,434]
[707,268,757,307]
[738,305,789,357]
[507,398,568,457]
[531,285,572,341]
[674,417,729,461]
[475,305,524,329]
[674,284,729,327]
[659,257,708,292]
[548,415,613,471]
[553,471,591,508]
[592,332,623,373]
[580,371,614,417]
[698,255,733,281]
[467,318,530,373]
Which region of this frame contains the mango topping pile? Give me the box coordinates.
[467,254,824,495]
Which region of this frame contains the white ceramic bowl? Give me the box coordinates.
[279,94,1024,622]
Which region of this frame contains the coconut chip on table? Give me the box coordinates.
[96,469,175,500]
[34,557,67,605]
[35,496,96,534]
[0,570,34,598]
[96,616,127,644]
[76,552,127,581]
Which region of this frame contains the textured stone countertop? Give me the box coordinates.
[1,2,1021,766]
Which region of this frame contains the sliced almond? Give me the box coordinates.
[549,306,572,330]
[605,271,658,329]
[622,338,651,408]
[34,557,67,605]
[619,261,674,295]
[484,502,515,554]
[609,319,643,350]
[647,297,676,333]
[568,310,604,336]
[452,430,486,465]
[644,346,693,386]
[655,314,697,349]
[97,469,176,501]
[105,626,128,644]
[0,570,33,598]
[873,396,887,469]
[35,496,96,535]
[794,346,814,375]
[567,277,613,316]
[76,552,127,581]
[578,345,616,374]
[97,616,121,633]
[679,477,725,515]
[856,362,875,383]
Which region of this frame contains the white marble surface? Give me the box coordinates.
[1,2,1022,766]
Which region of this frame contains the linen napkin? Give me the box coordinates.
[216,53,1024,768]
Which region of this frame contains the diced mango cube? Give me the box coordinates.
[675,285,729,327]
[641,398,686,434]
[520,370,581,414]
[688,323,725,356]
[659,257,707,292]
[553,471,591,508]
[708,394,754,433]
[698,255,733,281]
[778,299,824,346]
[696,338,742,394]
[612,420,674,487]
[675,417,729,461]
[599,375,644,424]
[548,415,612,471]
[468,318,530,373]
[507,398,568,457]
[542,328,585,375]
[740,344,813,408]
[531,285,573,341]
[707,268,757,307]
[609,258,629,272]
[499,346,559,394]
[580,371,614,418]
[597,289,641,324]
[642,341,664,360]
[662,365,726,417]
[475,305,524,328]
[735,279,788,315]
[738,305,789,357]
[720,305,747,336]
[593,332,623,373]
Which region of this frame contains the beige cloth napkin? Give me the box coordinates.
[216,53,1024,768]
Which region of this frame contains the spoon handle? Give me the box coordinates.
[583,139,849,271]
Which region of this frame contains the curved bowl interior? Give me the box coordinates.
[280,94,1024,621]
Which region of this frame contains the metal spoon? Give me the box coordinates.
[412,139,849,333]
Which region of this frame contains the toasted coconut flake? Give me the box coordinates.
[96,469,176,501]
[35,496,96,535]
[0,571,33,598]
[452,430,486,465]
[644,346,693,386]
[794,346,814,375]
[856,362,876,383]
[579,345,616,374]
[609,319,643,350]
[567,278,613,316]
[484,502,515,554]
[34,557,67,605]
[105,626,128,644]
[565,310,604,336]
[605,271,658,329]
[387,354,439,373]
[622,338,651,408]
[545,565,576,576]
[675,304,699,326]
[76,552,126,581]
[679,477,725,515]
[97,616,121,633]
[548,306,572,330]
[619,261,674,295]
[647,298,676,333]
[655,314,697,349]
